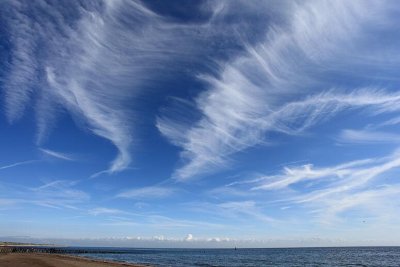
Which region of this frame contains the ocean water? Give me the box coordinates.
[71,247,400,267]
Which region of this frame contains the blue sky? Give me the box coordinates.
[1,0,400,248]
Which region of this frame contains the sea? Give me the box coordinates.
[68,246,400,266]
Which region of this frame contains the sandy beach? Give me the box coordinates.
[0,253,151,267]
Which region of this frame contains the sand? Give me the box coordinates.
[0,253,152,267]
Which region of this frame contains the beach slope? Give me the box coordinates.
[0,253,150,267]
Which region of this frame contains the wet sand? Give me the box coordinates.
[0,253,152,267]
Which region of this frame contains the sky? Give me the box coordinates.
[1,0,400,248]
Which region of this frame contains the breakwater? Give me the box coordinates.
[0,246,138,254]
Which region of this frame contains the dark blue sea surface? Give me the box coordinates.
[69,247,400,267]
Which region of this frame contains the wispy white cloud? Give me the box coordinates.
[0,160,36,171]
[33,180,77,191]
[379,116,400,127]
[158,0,400,180]
[295,156,400,204]
[2,0,246,174]
[218,201,276,223]
[248,158,377,191]
[88,207,127,216]
[0,198,19,207]
[39,148,74,161]
[117,186,176,199]
[231,150,400,224]
[145,215,224,229]
[31,180,89,209]
[247,151,400,195]
[338,129,400,144]
[0,179,89,210]
[311,185,400,223]
[186,200,276,224]
[159,88,400,180]
[99,213,225,230]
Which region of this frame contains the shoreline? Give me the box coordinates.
[0,252,152,267]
